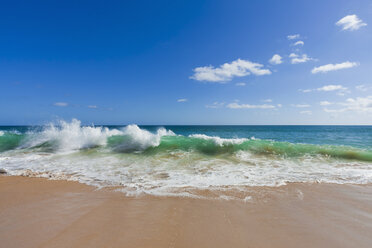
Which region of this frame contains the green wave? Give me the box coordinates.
[2,132,372,162]
[145,136,372,162]
[0,132,24,152]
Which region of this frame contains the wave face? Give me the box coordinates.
[1,119,372,197]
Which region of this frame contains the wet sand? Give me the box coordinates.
[0,176,371,248]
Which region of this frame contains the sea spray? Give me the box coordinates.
[20,119,123,151]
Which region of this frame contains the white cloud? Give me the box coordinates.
[235,82,246,86]
[177,98,188,102]
[277,104,282,108]
[293,40,304,46]
[292,104,311,108]
[320,101,333,106]
[227,102,276,109]
[291,54,313,64]
[323,108,340,113]
[336,15,367,31]
[269,54,283,65]
[191,59,271,83]
[318,85,347,92]
[206,102,225,108]
[356,84,371,92]
[88,105,97,109]
[300,110,312,115]
[311,61,358,74]
[300,89,312,93]
[338,92,348,96]
[301,84,348,94]
[262,99,272,103]
[340,96,372,112]
[287,34,300,40]
[323,96,372,113]
[54,102,68,107]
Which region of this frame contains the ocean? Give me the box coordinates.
[1,119,372,197]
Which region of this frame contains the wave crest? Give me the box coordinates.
[111,124,175,152]
[23,119,122,151]
[16,119,175,153]
[189,134,248,145]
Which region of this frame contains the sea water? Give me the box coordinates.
[1,119,371,196]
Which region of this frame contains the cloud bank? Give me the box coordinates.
[324,96,372,113]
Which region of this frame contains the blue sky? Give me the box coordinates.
[1,0,372,125]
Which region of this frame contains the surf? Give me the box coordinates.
[1,119,372,196]
[1,119,372,162]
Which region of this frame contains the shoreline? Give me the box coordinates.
[1,175,372,248]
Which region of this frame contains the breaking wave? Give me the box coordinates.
[1,119,372,196]
[1,119,371,162]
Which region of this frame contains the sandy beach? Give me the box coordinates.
[2,0,372,247]
[0,175,371,248]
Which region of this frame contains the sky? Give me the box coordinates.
[1,0,372,125]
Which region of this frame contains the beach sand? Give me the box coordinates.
[0,176,371,248]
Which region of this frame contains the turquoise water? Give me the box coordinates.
[146,125,372,149]
[1,119,371,196]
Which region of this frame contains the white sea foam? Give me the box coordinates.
[189,134,248,145]
[2,147,372,198]
[0,131,4,136]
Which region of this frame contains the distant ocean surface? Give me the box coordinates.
[1,119,372,197]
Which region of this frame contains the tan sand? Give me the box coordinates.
[0,175,371,248]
